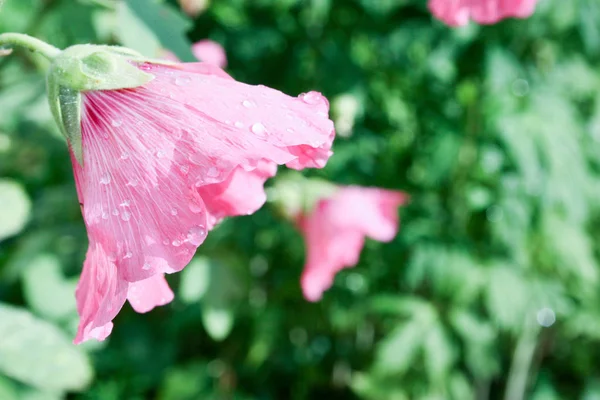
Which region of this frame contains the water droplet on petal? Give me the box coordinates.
[121,211,131,221]
[234,121,244,128]
[120,200,131,207]
[162,239,169,245]
[127,178,139,187]
[124,252,133,259]
[172,239,182,247]
[207,167,219,177]
[101,212,109,220]
[100,174,111,185]
[317,111,328,118]
[187,226,206,246]
[112,209,119,216]
[301,92,322,105]
[111,118,123,127]
[242,100,256,108]
[180,165,190,175]
[286,128,294,133]
[189,202,203,213]
[251,122,267,137]
[142,263,151,271]
[174,76,191,86]
[120,152,130,160]
[156,150,166,158]
[171,208,178,216]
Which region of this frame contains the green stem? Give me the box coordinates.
[0,33,61,60]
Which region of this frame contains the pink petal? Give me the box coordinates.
[299,186,406,302]
[74,243,128,344]
[191,40,228,69]
[72,61,335,342]
[128,274,174,313]
[199,160,278,227]
[428,0,537,26]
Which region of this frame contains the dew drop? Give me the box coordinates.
[127,178,139,187]
[234,121,244,128]
[142,263,151,271]
[171,208,178,216]
[112,209,119,216]
[187,226,206,246]
[120,152,130,160]
[124,252,133,259]
[242,100,256,108]
[100,174,111,185]
[121,211,131,221]
[162,239,169,245]
[225,120,232,125]
[317,111,328,118]
[251,122,267,137]
[101,212,109,220]
[180,165,190,175]
[301,92,322,105]
[111,118,123,128]
[172,239,182,247]
[286,128,295,133]
[174,76,191,86]
[207,167,219,177]
[156,150,166,158]
[120,200,131,207]
[189,202,203,213]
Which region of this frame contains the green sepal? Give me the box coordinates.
[47,74,83,164]
[50,45,155,92]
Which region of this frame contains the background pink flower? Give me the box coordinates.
[429,0,537,26]
[298,186,407,302]
[162,40,227,68]
[72,61,334,343]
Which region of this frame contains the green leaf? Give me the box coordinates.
[22,254,77,322]
[0,180,31,241]
[0,376,19,400]
[0,303,93,392]
[117,0,194,61]
[485,264,530,331]
[373,319,424,375]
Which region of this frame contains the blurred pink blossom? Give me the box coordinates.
[162,40,227,68]
[428,0,537,26]
[192,40,227,69]
[298,187,406,302]
[72,61,335,343]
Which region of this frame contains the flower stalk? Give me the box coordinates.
[0,33,61,60]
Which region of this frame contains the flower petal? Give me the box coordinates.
[429,0,537,26]
[199,160,278,227]
[127,274,174,313]
[74,243,128,344]
[299,187,406,302]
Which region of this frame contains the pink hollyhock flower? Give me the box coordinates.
[162,40,227,69]
[192,40,227,69]
[298,186,406,302]
[72,62,334,343]
[429,0,537,26]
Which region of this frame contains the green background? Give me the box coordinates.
[1,0,600,398]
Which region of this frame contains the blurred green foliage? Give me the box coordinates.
[1,0,600,398]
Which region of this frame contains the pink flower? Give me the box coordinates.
[428,0,537,26]
[72,61,334,343]
[192,40,227,69]
[162,40,227,69]
[298,186,406,302]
